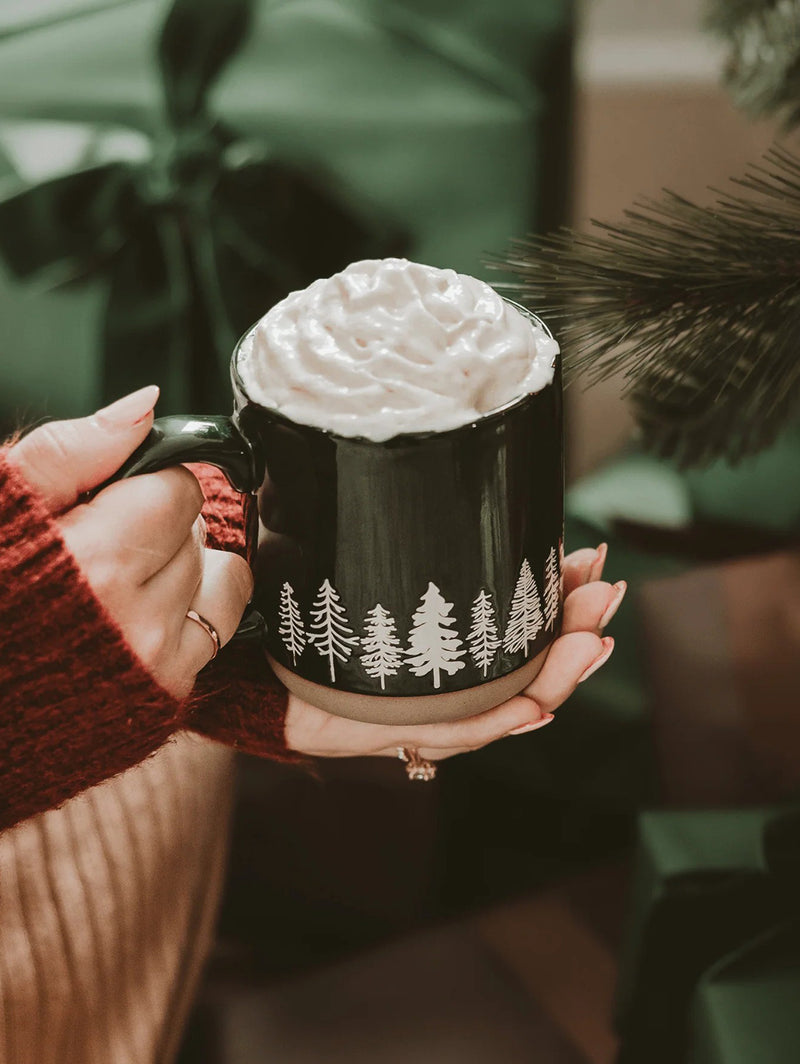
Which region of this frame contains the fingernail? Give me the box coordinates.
[578,636,614,683]
[95,385,159,428]
[508,713,555,736]
[599,580,627,628]
[195,514,208,547]
[588,542,608,583]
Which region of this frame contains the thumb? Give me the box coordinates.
[7,385,160,513]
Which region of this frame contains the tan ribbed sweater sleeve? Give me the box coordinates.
[0,732,235,1064]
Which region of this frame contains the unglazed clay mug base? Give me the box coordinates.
[268,644,551,725]
[112,301,564,726]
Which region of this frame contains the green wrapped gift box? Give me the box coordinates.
[616,807,800,1064]
[0,0,571,421]
[688,920,800,1064]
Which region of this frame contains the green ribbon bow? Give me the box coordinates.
[0,0,403,411]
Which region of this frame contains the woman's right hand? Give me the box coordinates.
[7,386,253,698]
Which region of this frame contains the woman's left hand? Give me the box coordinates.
[284,544,624,761]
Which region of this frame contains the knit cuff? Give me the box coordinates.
[188,464,295,762]
[0,453,186,830]
[188,638,301,763]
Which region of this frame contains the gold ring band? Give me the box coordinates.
[397,747,437,782]
[185,609,221,660]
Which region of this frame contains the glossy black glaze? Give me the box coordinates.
[232,316,564,698]
[114,414,260,493]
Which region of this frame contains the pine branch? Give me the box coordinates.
[706,0,800,128]
[496,145,800,467]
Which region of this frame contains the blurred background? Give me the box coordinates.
[2,1,799,1062]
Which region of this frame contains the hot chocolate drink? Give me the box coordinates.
[236,257,558,439]
[231,258,563,724]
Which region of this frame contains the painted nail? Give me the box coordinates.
[588,542,608,583]
[578,636,614,683]
[95,385,160,428]
[599,580,627,628]
[508,713,555,736]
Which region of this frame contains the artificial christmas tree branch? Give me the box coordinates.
[496,145,800,468]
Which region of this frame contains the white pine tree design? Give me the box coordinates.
[308,578,358,682]
[361,603,402,689]
[503,558,544,655]
[405,582,466,689]
[278,581,306,665]
[467,589,500,677]
[543,546,561,632]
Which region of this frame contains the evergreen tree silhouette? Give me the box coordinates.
[278,581,306,665]
[361,603,402,689]
[308,579,358,682]
[467,588,500,677]
[406,582,466,689]
[543,547,561,632]
[503,558,544,655]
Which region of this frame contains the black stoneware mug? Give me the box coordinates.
[115,303,564,725]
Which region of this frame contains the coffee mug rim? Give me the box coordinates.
[230,297,557,445]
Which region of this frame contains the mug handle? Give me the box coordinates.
[110,414,266,642]
[113,414,262,492]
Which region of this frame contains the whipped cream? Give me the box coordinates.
[236,258,558,440]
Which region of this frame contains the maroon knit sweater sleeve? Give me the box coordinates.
[0,454,187,829]
[0,456,294,832]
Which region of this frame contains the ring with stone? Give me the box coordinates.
[397,747,437,782]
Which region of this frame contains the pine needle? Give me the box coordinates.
[494,145,800,467]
